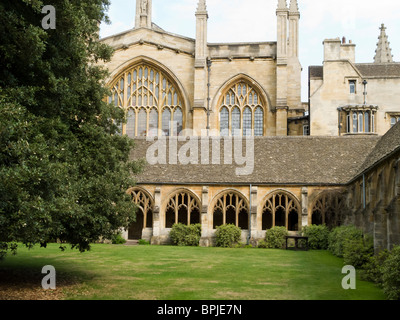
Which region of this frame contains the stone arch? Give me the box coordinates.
[212,74,272,136]
[163,188,201,228]
[311,189,347,229]
[210,189,249,230]
[106,56,190,137]
[126,187,154,240]
[260,189,301,231]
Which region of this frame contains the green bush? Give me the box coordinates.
[169,223,201,246]
[381,246,400,300]
[138,239,150,245]
[111,233,126,244]
[343,235,374,269]
[328,225,363,257]
[257,240,268,249]
[264,226,288,249]
[301,225,330,250]
[362,249,390,286]
[215,224,241,248]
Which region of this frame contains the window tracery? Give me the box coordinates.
[165,191,201,228]
[219,81,265,136]
[109,63,184,137]
[212,191,249,229]
[262,192,301,231]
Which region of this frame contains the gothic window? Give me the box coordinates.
[220,107,229,136]
[243,107,252,136]
[108,63,184,137]
[212,191,249,229]
[311,191,346,229]
[126,108,136,138]
[127,188,154,240]
[162,108,171,136]
[262,192,301,231]
[232,107,241,136]
[219,81,265,136]
[165,191,201,228]
[173,107,183,136]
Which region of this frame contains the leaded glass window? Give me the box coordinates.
[109,63,184,137]
[219,81,265,136]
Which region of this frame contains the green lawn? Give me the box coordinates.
[0,243,385,300]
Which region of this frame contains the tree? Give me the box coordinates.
[0,0,142,259]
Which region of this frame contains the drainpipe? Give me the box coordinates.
[363,174,366,209]
[206,58,212,136]
[247,184,252,245]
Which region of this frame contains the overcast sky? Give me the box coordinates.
[100,0,400,101]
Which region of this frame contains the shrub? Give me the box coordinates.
[111,233,126,245]
[381,246,400,300]
[328,225,364,257]
[138,239,150,245]
[343,235,374,269]
[215,224,241,248]
[257,240,268,249]
[301,225,330,250]
[264,226,288,249]
[362,249,390,286]
[169,223,201,246]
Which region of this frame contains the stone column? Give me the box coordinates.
[301,187,308,229]
[199,186,210,246]
[250,186,258,245]
[151,187,161,245]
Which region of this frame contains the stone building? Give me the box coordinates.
[100,0,305,139]
[309,24,400,137]
[98,0,400,251]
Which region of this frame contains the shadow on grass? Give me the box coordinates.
[0,265,88,300]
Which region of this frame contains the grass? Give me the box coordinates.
[0,243,385,300]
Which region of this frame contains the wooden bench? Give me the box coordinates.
[285,235,309,251]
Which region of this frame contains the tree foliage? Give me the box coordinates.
[0,0,142,258]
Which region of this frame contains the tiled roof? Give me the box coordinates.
[356,122,400,177]
[309,66,323,79]
[130,136,380,186]
[309,63,400,80]
[355,63,400,78]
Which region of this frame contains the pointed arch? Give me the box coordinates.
[163,188,201,228]
[210,189,249,230]
[311,189,347,229]
[260,189,301,231]
[106,56,189,137]
[126,187,155,239]
[213,74,272,136]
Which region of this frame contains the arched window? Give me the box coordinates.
[220,107,229,136]
[165,190,201,228]
[127,188,154,240]
[262,191,301,231]
[311,190,346,229]
[108,63,185,137]
[219,81,266,136]
[212,191,249,229]
[162,108,171,136]
[126,108,135,138]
